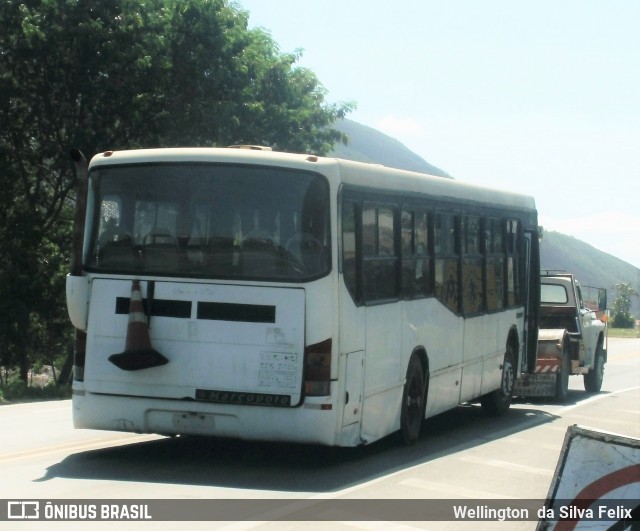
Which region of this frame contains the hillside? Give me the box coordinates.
[329,119,640,316]
[540,231,640,315]
[330,119,450,177]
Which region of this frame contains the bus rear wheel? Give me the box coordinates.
[481,344,515,416]
[400,356,425,445]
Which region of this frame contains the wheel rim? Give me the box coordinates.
[502,358,514,396]
[406,374,422,419]
[402,361,424,442]
[595,355,604,386]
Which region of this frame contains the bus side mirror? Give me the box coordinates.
[66,274,90,331]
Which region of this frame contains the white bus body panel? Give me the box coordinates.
[337,279,523,444]
[403,298,465,419]
[74,276,348,446]
[82,278,305,406]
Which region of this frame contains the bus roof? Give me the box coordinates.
[336,157,536,213]
[89,147,536,213]
[88,147,322,169]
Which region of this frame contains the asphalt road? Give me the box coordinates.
[1,337,638,531]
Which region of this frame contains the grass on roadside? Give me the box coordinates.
[0,372,71,404]
[608,327,640,339]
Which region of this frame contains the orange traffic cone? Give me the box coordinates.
[109,280,168,371]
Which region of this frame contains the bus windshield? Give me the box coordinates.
[84,163,331,281]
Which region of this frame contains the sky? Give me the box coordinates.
[238,0,640,269]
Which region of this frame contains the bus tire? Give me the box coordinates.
[481,344,515,416]
[554,339,570,402]
[584,337,605,393]
[400,356,425,445]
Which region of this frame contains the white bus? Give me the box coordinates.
[66,147,540,446]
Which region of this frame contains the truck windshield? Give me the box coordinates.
[84,163,331,281]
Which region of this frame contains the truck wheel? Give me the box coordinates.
[584,338,605,392]
[555,340,570,402]
[481,344,515,416]
[400,356,425,445]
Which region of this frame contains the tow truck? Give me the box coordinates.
[515,272,608,401]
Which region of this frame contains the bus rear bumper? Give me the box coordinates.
[72,388,343,446]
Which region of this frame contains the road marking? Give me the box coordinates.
[458,455,554,477]
[0,401,71,411]
[399,477,515,499]
[558,385,640,415]
[0,434,162,464]
[503,437,560,451]
[568,413,637,427]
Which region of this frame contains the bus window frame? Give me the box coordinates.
[361,201,401,305]
[400,206,433,301]
[339,186,535,319]
[83,162,333,283]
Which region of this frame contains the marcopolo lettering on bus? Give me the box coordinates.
[195,388,291,407]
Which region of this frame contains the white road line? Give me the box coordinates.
[399,478,515,499]
[558,385,640,415]
[568,414,637,427]
[503,437,560,451]
[0,434,161,464]
[458,455,553,477]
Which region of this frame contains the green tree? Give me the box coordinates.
[610,282,636,329]
[0,0,353,382]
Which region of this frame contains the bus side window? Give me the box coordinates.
[363,205,399,302]
[341,199,359,302]
[506,219,520,306]
[485,219,505,311]
[401,209,431,299]
[435,213,459,313]
[461,216,483,315]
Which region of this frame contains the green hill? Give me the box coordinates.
[329,119,640,315]
[330,119,450,177]
[540,231,640,315]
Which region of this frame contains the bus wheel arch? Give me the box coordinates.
[480,333,517,416]
[412,346,430,420]
[507,327,520,369]
[400,348,429,445]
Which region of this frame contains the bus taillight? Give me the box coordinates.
[304,338,332,396]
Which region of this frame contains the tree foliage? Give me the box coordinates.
[611,282,637,329]
[0,0,353,381]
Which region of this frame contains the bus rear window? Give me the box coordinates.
[84,163,331,281]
